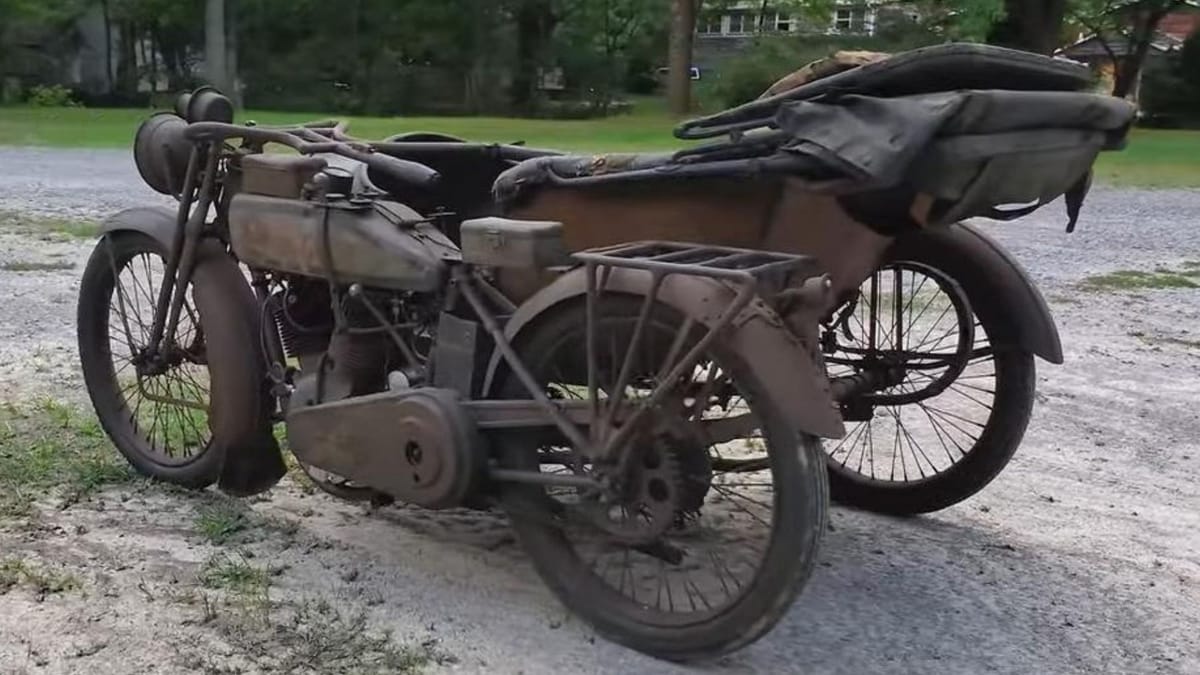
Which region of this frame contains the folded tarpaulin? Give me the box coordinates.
[772,89,1135,228]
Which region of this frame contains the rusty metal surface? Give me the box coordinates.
[239,154,327,199]
[287,387,484,509]
[482,261,846,439]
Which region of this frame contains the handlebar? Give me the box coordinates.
[184,121,441,191]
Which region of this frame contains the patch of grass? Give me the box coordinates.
[0,399,135,519]
[0,260,75,272]
[199,551,270,597]
[0,557,82,597]
[0,103,682,154]
[1080,267,1200,292]
[192,494,301,546]
[1133,330,1200,350]
[1093,129,1200,189]
[188,550,440,674]
[262,599,442,674]
[2,106,1196,188]
[194,500,253,545]
[0,209,98,239]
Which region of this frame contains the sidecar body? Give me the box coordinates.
[369,43,1133,308]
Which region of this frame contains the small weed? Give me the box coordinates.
[195,500,252,545]
[0,557,82,597]
[263,599,441,674]
[1080,268,1200,292]
[283,449,317,495]
[1128,330,1200,351]
[0,260,75,272]
[1161,336,1200,350]
[199,551,270,596]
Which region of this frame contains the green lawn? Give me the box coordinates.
[1,104,1197,188]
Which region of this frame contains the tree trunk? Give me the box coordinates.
[116,21,139,98]
[511,0,556,114]
[205,0,229,93]
[228,7,242,108]
[1111,4,1179,99]
[988,0,1068,54]
[667,0,696,115]
[101,0,114,93]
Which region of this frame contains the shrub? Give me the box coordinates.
[25,84,81,108]
[1139,32,1200,128]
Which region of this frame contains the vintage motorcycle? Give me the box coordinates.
[76,43,1134,660]
[77,89,837,660]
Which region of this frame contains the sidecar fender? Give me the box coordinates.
[482,266,846,439]
[97,206,179,250]
[892,222,1063,364]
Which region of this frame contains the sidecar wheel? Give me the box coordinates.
[492,296,827,661]
[77,232,262,489]
[822,254,1036,515]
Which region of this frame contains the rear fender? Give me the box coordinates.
[892,222,1063,364]
[482,266,846,439]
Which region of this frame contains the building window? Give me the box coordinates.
[698,13,721,34]
[775,13,793,32]
[727,11,749,35]
[834,7,867,33]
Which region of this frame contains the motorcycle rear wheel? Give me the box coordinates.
[492,295,827,661]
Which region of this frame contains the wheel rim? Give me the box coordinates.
[105,247,212,465]
[509,302,787,626]
[822,262,997,484]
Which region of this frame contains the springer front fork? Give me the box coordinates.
[129,144,219,372]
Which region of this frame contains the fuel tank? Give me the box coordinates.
[228,193,460,292]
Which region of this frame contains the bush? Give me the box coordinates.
[25,84,81,108]
[1139,32,1200,128]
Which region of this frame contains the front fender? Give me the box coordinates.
[482,267,846,439]
[892,222,1063,364]
[97,206,179,251]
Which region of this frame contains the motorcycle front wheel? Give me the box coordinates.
[77,231,264,488]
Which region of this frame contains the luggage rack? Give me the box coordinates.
[572,240,820,291]
[570,241,826,469]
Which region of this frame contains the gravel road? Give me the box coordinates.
[0,147,1197,674]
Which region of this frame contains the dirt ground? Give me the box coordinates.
[0,147,1197,674]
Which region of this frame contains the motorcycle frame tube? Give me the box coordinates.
[145,143,221,359]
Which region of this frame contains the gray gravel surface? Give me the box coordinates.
[0,147,1197,674]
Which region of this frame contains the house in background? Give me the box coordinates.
[693,1,892,76]
[1056,1,1200,100]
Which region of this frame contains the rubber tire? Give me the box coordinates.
[825,246,1037,515]
[77,231,265,489]
[492,297,828,661]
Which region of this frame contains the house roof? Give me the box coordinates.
[1057,31,1181,58]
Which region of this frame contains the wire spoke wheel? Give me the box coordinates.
[819,255,1035,514]
[78,231,264,489]
[106,250,212,463]
[494,294,826,660]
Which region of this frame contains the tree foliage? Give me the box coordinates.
[6,0,1195,113]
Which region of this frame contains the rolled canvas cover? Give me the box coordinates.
[493,43,1136,244]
